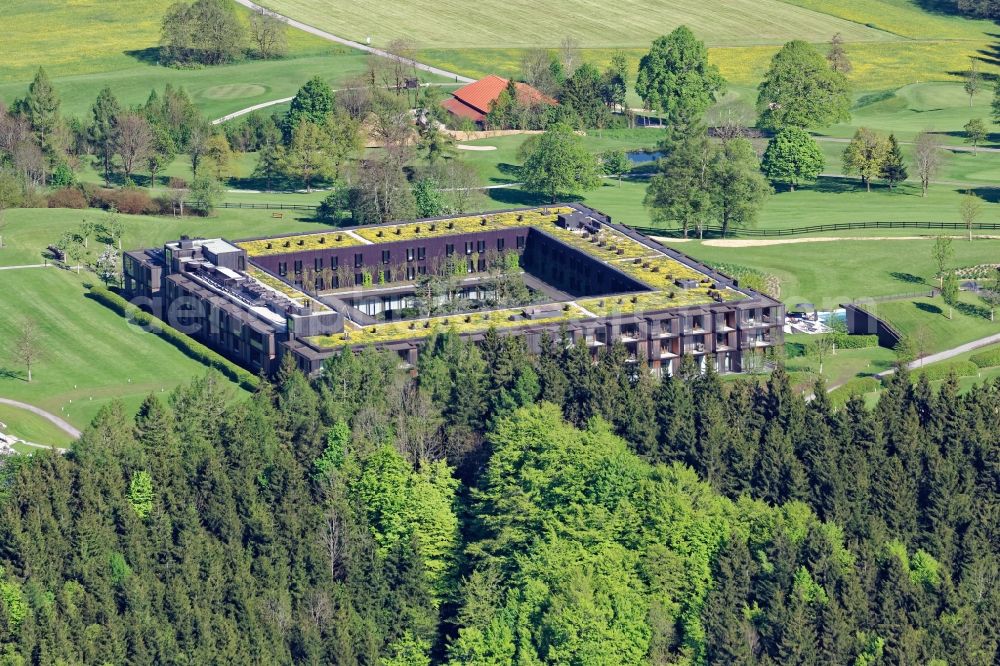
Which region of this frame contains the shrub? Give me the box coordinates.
[168,176,188,190]
[50,163,76,188]
[47,187,87,209]
[87,285,259,391]
[708,262,780,298]
[912,360,978,382]
[969,347,1000,368]
[830,332,878,349]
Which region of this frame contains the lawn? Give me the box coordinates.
[873,291,999,352]
[0,404,74,448]
[0,269,249,432]
[784,333,897,386]
[260,0,894,49]
[660,236,1000,308]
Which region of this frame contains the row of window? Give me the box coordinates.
[273,236,527,277]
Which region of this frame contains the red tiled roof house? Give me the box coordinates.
[441,74,556,127]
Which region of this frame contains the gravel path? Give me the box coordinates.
[0,398,81,439]
[232,0,474,83]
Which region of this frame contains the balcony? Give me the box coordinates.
[682,343,707,355]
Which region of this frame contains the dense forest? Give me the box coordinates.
[0,330,996,664]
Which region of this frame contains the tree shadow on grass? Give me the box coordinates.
[808,177,861,194]
[486,187,583,208]
[0,367,25,382]
[968,187,1000,203]
[124,47,162,66]
[890,272,926,285]
[957,301,992,319]
[915,301,943,315]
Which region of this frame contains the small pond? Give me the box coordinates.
[626,150,665,163]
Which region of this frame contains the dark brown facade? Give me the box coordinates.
[123,205,785,378]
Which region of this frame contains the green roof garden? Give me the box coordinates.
[237,231,362,256]
[307,301,589,348]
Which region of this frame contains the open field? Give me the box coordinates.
[259,0,894,49]
[0,404,74,448]
[3,0,349,84]
[0,269,249,431]
[411,0,997,89]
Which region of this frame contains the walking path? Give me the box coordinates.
[878,332,1000,378]
[0,398,82,439]
[0,263,50,271]
[232,1,475,82]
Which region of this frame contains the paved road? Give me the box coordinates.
[232,0,474,83]
[0,398,81,439]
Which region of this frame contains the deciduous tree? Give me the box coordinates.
[913,130,943,197]
[964,58,981,107]
[842,127,889,192]
[636,26,724,130]
[600,149,630,185]
[959,190,984,241]
[963,117,988,154]
[248,9,288,59]
[761,127,825,191]
[114,112,153,183]
[644,130,715,238]
[756,40,850,130]
[14,318,42,382]
[827,33,852,74]
[520,123,601,202]
[710,137,771,235]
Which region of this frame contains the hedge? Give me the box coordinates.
[830,333,879,349]
[87,285,260,391]
[912,360,979,382]
[969,347,1000,369]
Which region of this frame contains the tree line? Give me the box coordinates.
[0,330,994,664]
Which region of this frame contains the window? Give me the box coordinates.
[477,239,486,253]
[497,238,505,251]
[406,248,415,262]
[278,262,287,277]
[355,273,364,286]
[516,235,525,249]
[382,250,391,264]
[314,257,323,271]
[446,243,454,256]
[406,266,416,280]
[417,247,426,260]
[417,265,427,275]
[467,259,474,273]
[331,255,339,269]
[465,241,473,255]
[238,255,246,271]
[293,260,303,275]
[477,257,486,271]
[354,253,363,268]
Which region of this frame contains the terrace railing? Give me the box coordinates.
[628,220,1000,238]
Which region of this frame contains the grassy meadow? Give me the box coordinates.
[0,269,249,431]
[260,0,894,48]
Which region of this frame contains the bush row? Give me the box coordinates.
[969,347,1000,369]
[47,181,194,216]
[830,332,879,349]
[912,360,979,382]
[87,285,259,391]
